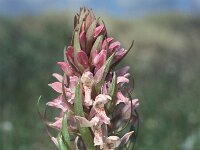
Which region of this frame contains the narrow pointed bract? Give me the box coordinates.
[45,7,139,150]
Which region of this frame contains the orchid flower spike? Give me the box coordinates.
[44,7,139,150]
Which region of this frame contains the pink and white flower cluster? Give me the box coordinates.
[47,8,139,150]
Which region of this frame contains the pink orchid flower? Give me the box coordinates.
[93,94,111,124]
[75,116,104,148]
[104,131,134,150]
[81,71,94,106]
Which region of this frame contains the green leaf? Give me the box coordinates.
[57,132,68,150]
[74,79,96,150]
[79,8,86,23]
[61,113,72,149]
[91,35,103,52]
[63,46,67,63]
[74,79,84,117]
[86,20,97,53]
[86,20,97,42]
[108,72,117,98]
[106,72,117,113]
[89,35,103,63]
[74,28,81,53]
[94,53,115,94]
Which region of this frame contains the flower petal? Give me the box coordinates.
[52,73,63,82]
[117,76,129,84]
[102,37,113,49]
[79,31,86,51]
[48,82,62,93]
[57,62,74,76]
[77,50,89,69]
[47,95,67,112]
[93,49,107,72]
[115,48,127,60]
[49,117,62,129]
[122,99,139,119]
[116,91,129,105]
[69,75,79,92]
[94,53,115,94]
[109,41,120,51]
[120,131,134,145]
[116,66,130,76]
[65,46,76,68]
[75,116,93,127]
[94,25,104,38]
[66,46,74,60]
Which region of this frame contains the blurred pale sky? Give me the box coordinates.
[0,0,200,17]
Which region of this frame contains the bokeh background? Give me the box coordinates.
[0,0,200,150]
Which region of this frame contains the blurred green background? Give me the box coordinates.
[1,1,200,150]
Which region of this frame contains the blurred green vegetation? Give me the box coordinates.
[0,13,200,150]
